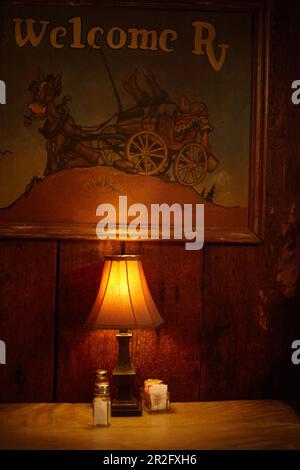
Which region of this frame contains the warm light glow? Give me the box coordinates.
[86,255,164,329]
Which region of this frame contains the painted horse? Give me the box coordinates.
[25,70,120,176]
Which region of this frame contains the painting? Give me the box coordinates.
[0,2,268,242]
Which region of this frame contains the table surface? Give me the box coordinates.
[0,401,300,450]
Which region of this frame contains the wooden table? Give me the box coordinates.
[0,401,300,450]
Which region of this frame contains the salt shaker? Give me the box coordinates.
[93,383,111,426]
[94,369,109,395]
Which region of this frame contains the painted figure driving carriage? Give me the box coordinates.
[26,64,219,187]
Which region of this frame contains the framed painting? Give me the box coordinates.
[0,1,268,243]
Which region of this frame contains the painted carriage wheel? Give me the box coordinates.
[175,143,207,186]
[126,131,168,175]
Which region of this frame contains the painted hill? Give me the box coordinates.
[0,166,247,228]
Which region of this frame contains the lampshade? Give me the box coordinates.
[86,255,164,329]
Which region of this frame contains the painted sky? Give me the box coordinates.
[0,5,252,208]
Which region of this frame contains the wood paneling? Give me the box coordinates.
[200,0,300,402]
[200,245,286,401]
[133,242,203,401]
[56,240,203,402]
[56,240,122,402]
[0,240,56,402]
[266,1,300,403]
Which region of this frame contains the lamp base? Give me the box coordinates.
[112,330,142,417]
[112,399,142,417]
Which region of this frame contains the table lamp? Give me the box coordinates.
[86,254,164,416]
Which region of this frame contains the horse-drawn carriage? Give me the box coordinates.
[89,101,219,186]
[27,66,219,184]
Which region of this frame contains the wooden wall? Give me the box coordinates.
[0,0,299,404]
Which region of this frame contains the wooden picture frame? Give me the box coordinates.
[0,1,269,243]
